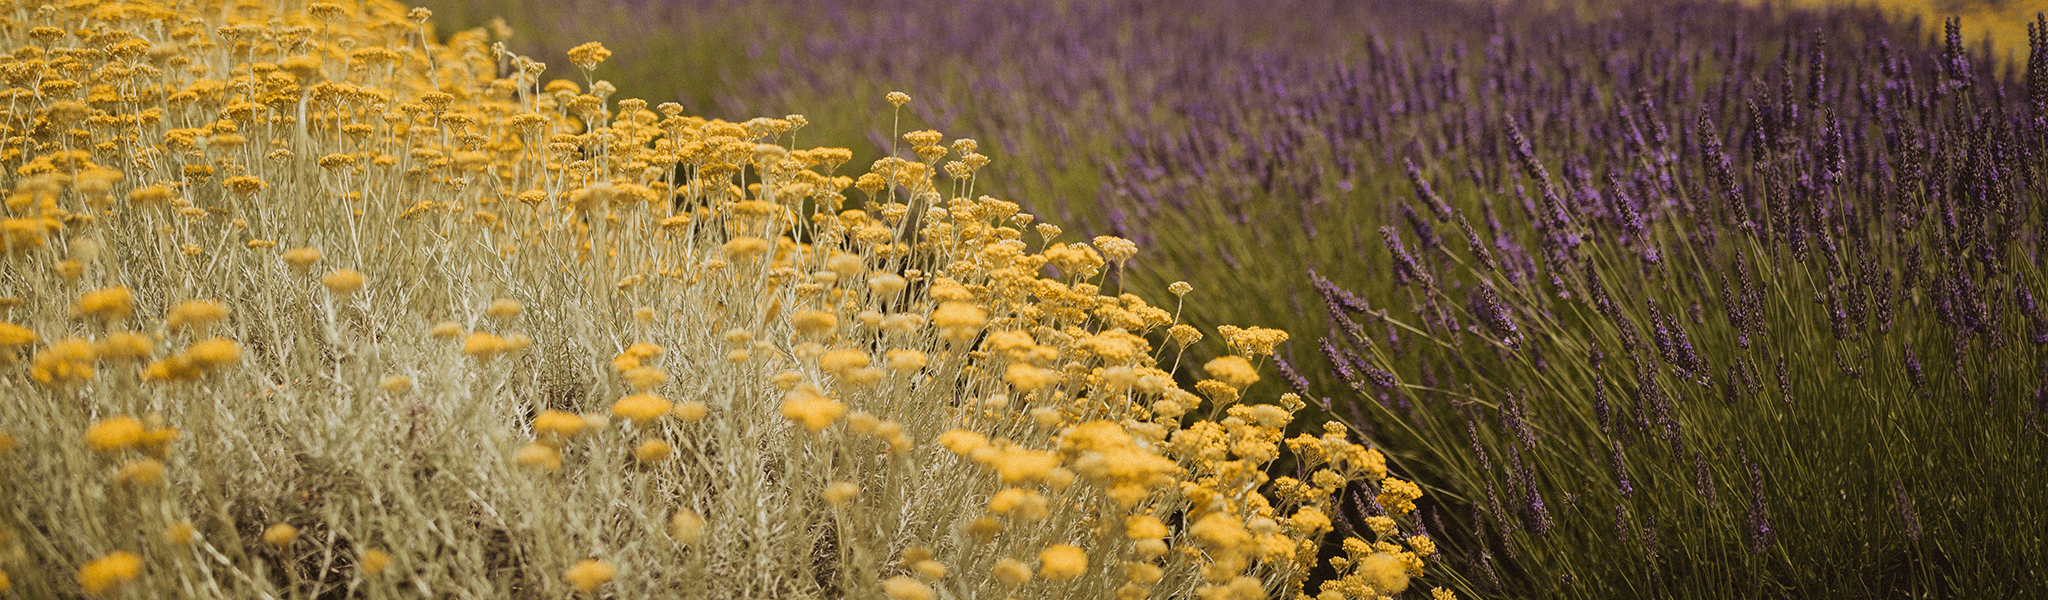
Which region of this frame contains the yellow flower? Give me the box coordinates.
[1003,364,1059,393]
[263,523,298,548]
[634,439,674,464]
[1217,325,1289,357]
[1126,515,1169,540]
[281,247,322,270]
[1190,513,1252,550]
[0,322,36,346]
[881,576,933,600]
[76,550,142,594]
[429,321,464,338]
[622,366,667,390]
[931,302,987,343]
[183,337,241,369]
[113,459,165,485]
[779,392,845,432]
[533,410,585,444]
[669,510,706,545]
[1127,562,1163,584]
[823,481,860,505]
[1364,516,1397,538]
[1357,552,1410,594]
[1249,404,1292,428]
[1406,534,1437,557]
[164,522,197,546]
[30,338,97,385]
[1203,355,1260,389]
[992,558,1031,587]
[672,401,709,423]
[1432,587,1458,600]
[937,429,987,455]
[869,273,909,297]
[1377,477,1422,515]
[885,349,927,372]
[988,488,1048,520]
[791,310,837,336]
[611,393,672,425]
[722,237,770,261]
[166,300,230,331]
[1036,544,1088,581]
[566,42,612,70]
[484,298,523,319]
[321,269,365,294]
[379,375,414,393]
[85,416,146,452]
[817,348,870,376]
[515,443,563,472]
[97,332,153,361]
[1290,507,1333,536]
[980,446,1060,484]
[563,559,615,593]
[461,332,530,358]
[359,548,391,576]
[76,287,134,319]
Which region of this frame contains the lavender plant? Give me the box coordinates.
[1308,13,2048,600]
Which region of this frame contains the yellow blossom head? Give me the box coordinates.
[563,558,615,593]
[779,392,845,432]
[1203,355,1260,389]
[75,287,134,320]
[882,576,933,600]
[85,416,146,452]
[321,269,366,294]
[167,300,230,331]
[262,523,298,548]
[359,548,391,576]
[1037,544,1088,581]
[611,393,672,425]
[76,551,143,594]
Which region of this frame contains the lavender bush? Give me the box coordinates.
[1301,11,2048,598]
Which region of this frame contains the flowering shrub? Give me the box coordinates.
[0,0,1448,598]
[1308,10,2048,600]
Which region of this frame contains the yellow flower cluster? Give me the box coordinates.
[0,0,1444,595]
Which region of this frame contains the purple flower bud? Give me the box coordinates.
[1611,441,1633,497]
[1891,477,1922,542]
[1380,226,1434,288]
[1470,285,1519,341]
[1739,440,1775,554]
[1273,355,1314,398]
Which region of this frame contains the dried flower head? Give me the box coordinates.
[1037,544,1088,581]
[882,575,933,600]
[321,269,366,294]
[360,548,391,576]
[563,559,615,593]
[263,523,299,548]
[76,551,142,594]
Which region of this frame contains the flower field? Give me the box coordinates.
[1,0,2043,598]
